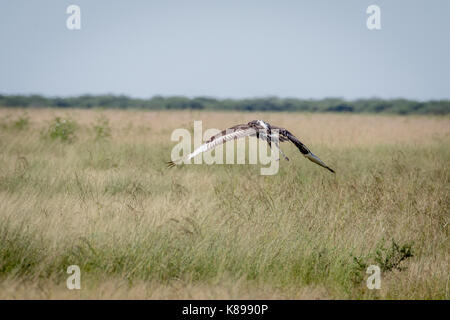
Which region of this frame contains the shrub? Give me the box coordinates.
[349,239,414,285]
[92,115,111,140]
[13,115,30,130]
[46,117,78,142]
[374,239,414,272]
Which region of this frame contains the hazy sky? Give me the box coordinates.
[1,0,449,100]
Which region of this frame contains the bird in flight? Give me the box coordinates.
[167,120,335,173]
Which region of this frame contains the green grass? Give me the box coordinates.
[0,109,448,299]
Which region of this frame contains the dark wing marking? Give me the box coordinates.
[271,125,335,173]
[270,126,310,154]
[205,124,253,143]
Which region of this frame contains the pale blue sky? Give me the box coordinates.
[1,0,449,100]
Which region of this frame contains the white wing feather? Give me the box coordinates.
[186,128,256,161]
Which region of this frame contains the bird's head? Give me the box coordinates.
[249,120,269,130]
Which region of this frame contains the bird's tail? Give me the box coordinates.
[304,152,335,173]
[166,159,183,168]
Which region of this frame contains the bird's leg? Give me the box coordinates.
[267,134,289,161]
[274,141,289,161]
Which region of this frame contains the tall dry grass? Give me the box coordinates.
[0,108,448,299]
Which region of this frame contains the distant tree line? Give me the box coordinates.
[0,94,448,115]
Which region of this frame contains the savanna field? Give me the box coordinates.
[0,108,448,299]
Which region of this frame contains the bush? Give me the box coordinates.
[46,117,78,142]
[350,239,414,285]
[13,115,30,130]
[374,239,414,272]
[92,115,111,140]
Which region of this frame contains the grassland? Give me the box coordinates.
[0,108,448,299]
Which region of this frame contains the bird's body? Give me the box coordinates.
[168,120,335,173]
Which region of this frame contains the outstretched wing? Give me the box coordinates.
[167,124,257,167]
[271,125,335,173]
